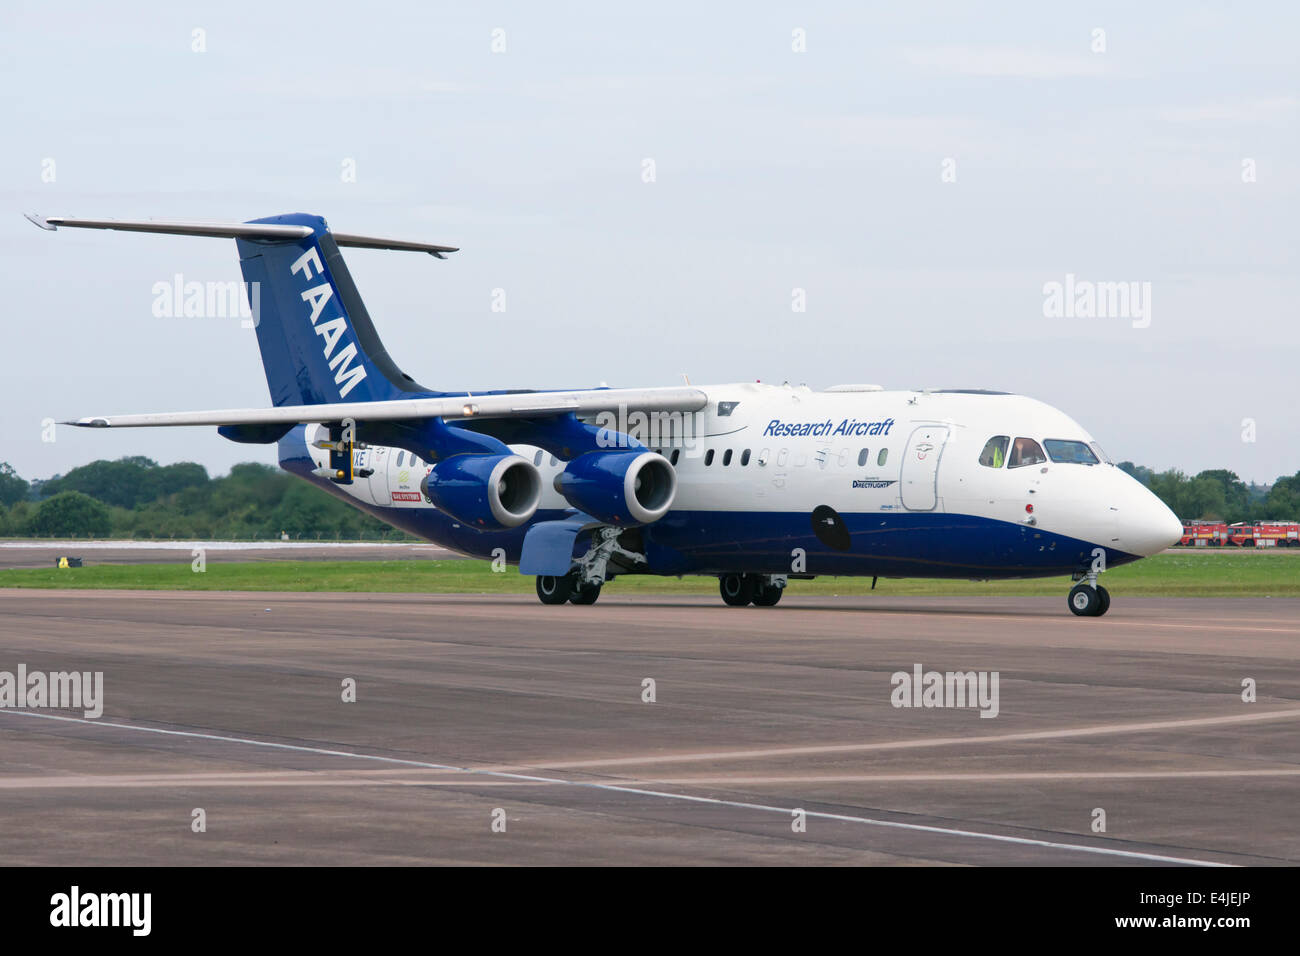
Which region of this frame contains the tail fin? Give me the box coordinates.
[26,212,456,407]
[237,213,436,406]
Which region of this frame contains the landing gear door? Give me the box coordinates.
[900,425,949,511]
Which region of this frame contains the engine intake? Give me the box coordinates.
[421,454,542,530]
[554,450,676,525]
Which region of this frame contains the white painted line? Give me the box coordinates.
[523,708,1300,770]
[0,710,1234,866]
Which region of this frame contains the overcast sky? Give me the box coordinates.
[2,1,1295,484]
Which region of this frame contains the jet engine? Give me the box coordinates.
[421,454,542,530]
[554,450,677,526]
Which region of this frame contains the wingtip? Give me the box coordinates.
[25,213,56,231]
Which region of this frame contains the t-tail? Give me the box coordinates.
[25,212,458,407]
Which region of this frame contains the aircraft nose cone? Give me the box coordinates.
[1120,495,1184,557]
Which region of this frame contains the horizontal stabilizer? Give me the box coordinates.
[25,214,458,256]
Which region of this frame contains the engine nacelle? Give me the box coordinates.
[421,454,542,530]
[554,450,677,526]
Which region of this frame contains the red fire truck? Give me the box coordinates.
[1222,522,1300,547]
[1178,520,1299,547]
[1179,521,1225,547]
[1249,521,1300,547]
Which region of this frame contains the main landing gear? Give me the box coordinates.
[535,571,603,606]
[1067,571,1111,617]
[719,574,786,607]
[535,528,644,606]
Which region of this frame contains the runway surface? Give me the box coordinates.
[0,590,1296,865]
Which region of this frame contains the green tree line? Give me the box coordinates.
[1116,463,1297,523]
[0,458,410,540]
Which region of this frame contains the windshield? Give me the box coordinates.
[979,436,1009,468]
[1008,437,1046,468]
[1044,439,1099,464]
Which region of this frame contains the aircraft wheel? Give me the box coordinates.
[1095,585,1111,616]
[719,574,755,606]
[569,581,602,605]
[1068,583,1101,617]
[536,574,573,605]
[752,583,784,607]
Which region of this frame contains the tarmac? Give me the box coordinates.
[0,589,1296,865]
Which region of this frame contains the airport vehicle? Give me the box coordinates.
[30,213,1184,616]
[1254,522,1300,547]
[1177,520,1299,547]
[1179,520,1223,547]
[1224,521,1300,547]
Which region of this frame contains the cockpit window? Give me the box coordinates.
[1044,439,1099,465]
[1008,437,1046,468]
[1089,441,1112,465]
[979,436,1009,468]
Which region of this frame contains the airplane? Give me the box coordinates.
[27,212,1184,616]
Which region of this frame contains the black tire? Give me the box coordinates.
[752,582,784,606]
[719,574,755,607]
[536,574,572,605]
[569,581,601,605]
[1068,583,1101,617]
[1095,585,1111,616]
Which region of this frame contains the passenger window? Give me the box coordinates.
[396,451,405,466]
[550,455,558,467]
[877,448,888,467]
[670,449,680,465]
[858,448,870,467]
[979,436,1009,468]
[533,450,543,466]
[741,449,751,466]
[1008,437,1046,468]
[723,449,733,466]
[705,449,714,466]
[777,449,789,467]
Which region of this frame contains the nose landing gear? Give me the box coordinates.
[1067,570,1111,617]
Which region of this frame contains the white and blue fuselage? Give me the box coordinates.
[281,382,1182,581]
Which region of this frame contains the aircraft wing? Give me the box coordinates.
[63,386,709,428]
